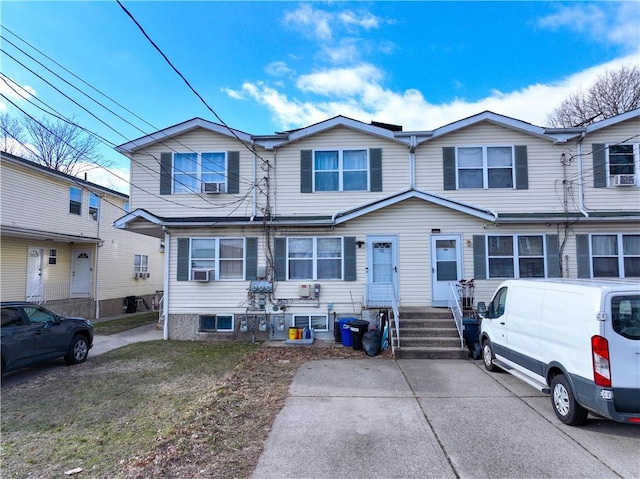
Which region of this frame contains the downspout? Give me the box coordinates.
[576,132,589,218]
[251,140,257,221]
[409,135,416,189]
[94,198,102,319]
[163,228,170,340]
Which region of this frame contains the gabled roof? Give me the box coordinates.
[416,111,558,145]
[116,118,253,154]
[584,108,640,134]
[268,115,410,149]
[1,151,128,199]
[332,188,498,224]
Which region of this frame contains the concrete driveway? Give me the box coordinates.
[252,359,640,479]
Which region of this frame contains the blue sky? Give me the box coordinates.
[1,1,638,192]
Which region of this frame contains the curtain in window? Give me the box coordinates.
[592,235,619,277]
[623,235,640,277]
[219,239,244,279]
[343,150,368,190]
[289,238,313,279]
[174,153,198,193]
[191,239,216,270]
[458,147,483,188]
[315,151,339,191]
[202,152,226,183]
[592,235,618,255]
[317,238,342,279]
[488,236,514,278]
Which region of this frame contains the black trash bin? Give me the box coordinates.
[462,317,481,359]
[349,320,370,351]
[125,295,138,313]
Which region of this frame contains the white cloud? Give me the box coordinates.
[538,3,640,51]
[0,75,37,111]
[73,162,130,194]
[230,53,639,131]
[265,61,295,77]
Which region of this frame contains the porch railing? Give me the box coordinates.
[26,283,89,304]
[364,283,400,352]
[448,283,465,347]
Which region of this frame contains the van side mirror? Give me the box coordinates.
[477,302,487,317]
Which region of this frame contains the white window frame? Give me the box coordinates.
[590,233,640,278]
[190,237,245,281]
[313,149,369,192]
[606,143,638,186]
[134,254,149,275]
[456,145,515,189]
[292,313,329,332]
[172,151,227,194]
[486,234,546,279]
[286,237,344,280]
[199,313,234,332]
[89,192,100,221]
[69,186,82,215]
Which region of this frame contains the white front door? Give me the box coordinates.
[366,236,398,307]
[430,235,462,307]
[26,247,44,301]
[71,250,92,297]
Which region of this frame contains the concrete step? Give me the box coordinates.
[395,346,469,360]
[401,336,462,348]
[399,318,457,328]
[401,327,459,338]
[398,307,452,319]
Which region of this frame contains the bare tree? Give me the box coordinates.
[0,112,28,155]
[21,115,109,175]
[546,65,640,127]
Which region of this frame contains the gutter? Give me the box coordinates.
[409,135,417,189]
[576,132,590,218]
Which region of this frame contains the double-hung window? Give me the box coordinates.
[69,187,82,215]
[89,192,99,220]
[173,152,226,193]
[134,254,149,276]
[190,238,244,280]
[591,234,640,278]
[487,235,545,278]
[287,237,343,280]
[457,146,514,189]
[608,145,636,176]
[314,149,368,191]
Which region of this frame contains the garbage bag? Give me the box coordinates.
[362,329,382,357]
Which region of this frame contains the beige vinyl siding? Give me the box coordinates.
[273,126,410,216]
[129,129,261,218]
[416,122,573,214]
[1,238,29,301]
[1,163,99,237]
[95,195,164,301]
[581,118,640,211]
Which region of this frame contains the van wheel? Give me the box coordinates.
[551,374,588,426]
[64,335,89,365]
[482,340,497,372]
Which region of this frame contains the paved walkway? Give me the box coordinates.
[91,322,163,356]
[252,359,639,479]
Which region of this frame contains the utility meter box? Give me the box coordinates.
[298,283,313,298]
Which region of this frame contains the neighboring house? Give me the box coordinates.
[0,151,164,319]
[114,109,640,344]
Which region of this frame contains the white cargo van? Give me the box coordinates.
[478,279,640,426]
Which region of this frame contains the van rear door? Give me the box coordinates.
[606,294,640,414]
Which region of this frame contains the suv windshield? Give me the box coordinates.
[611,295,640,340]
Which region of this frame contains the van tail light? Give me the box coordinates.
[591,335,611,388]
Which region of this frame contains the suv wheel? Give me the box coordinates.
[65,335,89,365]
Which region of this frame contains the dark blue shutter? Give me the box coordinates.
[245,237,258,280]
[576,234,591,278]
[545,234,560,278]
[473,235,487,279]
[592,144,606,188]
[443,147,456,190]
[227,151,240,194]
[515,145,528,190]
[301,150,312,193]
[344,237,356,281]
[369,148,382,192]
[274,237,287,281]
[160,152,172,195]
[177,237,190,281]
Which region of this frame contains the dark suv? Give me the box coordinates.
[1,302,94,374]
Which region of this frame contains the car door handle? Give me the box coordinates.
[500,322,506,325]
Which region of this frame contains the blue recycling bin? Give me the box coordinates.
[339,318,355,347]
[463,317,481,359]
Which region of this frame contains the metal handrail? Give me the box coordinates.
[448,283,464,347]
[26,284,44,304]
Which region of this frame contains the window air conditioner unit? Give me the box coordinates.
[202,182,224,194]
[192,270,213,282]
[134,272,140,279]
[614,174,635,187]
